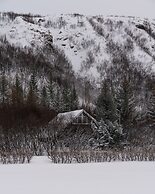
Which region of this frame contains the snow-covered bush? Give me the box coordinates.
[89,119,123,149]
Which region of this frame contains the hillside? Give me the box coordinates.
[0,13,155,83]
[0,12,155,115]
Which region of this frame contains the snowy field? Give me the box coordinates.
[0,157,155,194]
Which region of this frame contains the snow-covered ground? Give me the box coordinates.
[0,156,155,194]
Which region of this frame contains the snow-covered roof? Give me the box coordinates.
[56,109,84,127]
[57,109,83,121]
[51,109,97,128]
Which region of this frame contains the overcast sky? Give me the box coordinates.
[0,0,155,18]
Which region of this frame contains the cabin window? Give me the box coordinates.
[73,113,91,124]
[78,115,83,123]
[78,114,89,123]
[83,115,88,123]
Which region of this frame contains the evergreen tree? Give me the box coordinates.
[41,86,48,107]
[147,83,155,127]
[117,76,135,127]
[0,71,8,105]
[61,83,79,112]
[11,74,23,106]
[48,79,61,111]
[89,119,123,149]
[70,85,79,110]
[55,85,64,112]
[27,72,38,106]
[96,80,118,122]
[62,86,71,112]
[48,83,64,112]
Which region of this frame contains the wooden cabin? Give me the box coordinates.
[54,109,98,129]
[47,109,98,148]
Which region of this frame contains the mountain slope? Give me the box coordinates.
[0,12,155,110]
[1,13,155,85]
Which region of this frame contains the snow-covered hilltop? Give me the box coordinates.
[0,14,52,48]
[0,12,155,84]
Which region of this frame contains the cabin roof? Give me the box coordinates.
[57,109,83,121]
[51,109,98,128]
